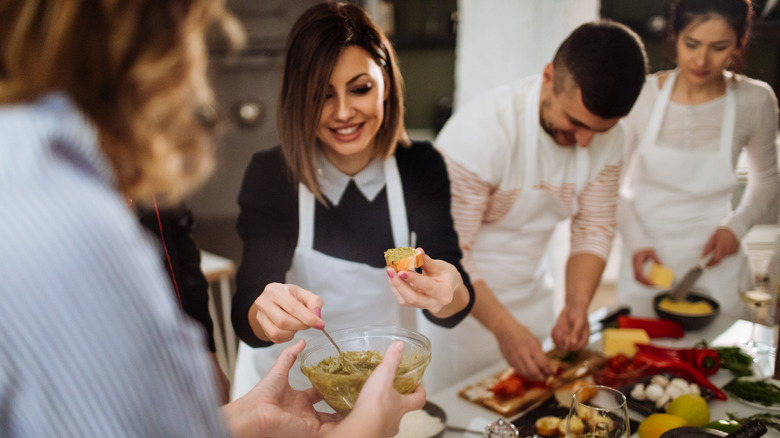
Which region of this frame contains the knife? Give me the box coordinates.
[588,305,631,334]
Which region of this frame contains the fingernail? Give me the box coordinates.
[316,322,325,330]
[399,271,408,280]
[386,267,395,279]
[314,307,322,318]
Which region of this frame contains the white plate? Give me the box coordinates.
[730,376,780,411]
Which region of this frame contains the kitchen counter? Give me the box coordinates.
[429,312,780,437]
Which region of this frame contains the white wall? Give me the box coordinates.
[454,0,599,109]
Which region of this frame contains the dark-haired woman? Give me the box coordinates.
[618,0,779,315]
[230,2,474,398]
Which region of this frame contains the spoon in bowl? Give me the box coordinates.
[321,327,359,373]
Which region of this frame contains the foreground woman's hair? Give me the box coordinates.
[0,0,242,203]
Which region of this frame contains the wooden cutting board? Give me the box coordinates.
[458,349,606,417]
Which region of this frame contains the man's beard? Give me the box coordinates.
[539,99,576,146]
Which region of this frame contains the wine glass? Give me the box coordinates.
[564,385,629,438]
[739,288,773,355]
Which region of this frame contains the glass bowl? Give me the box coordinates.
[299,325,431,415]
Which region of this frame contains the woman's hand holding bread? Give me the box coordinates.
[249,283,325,343]
[385,247,470,319]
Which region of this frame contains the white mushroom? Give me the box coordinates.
[645,383,664,402]
[665,385,684,400]
[688,383,701,396]
[630,384,646,401]
[669,378,689,391]
[650,375,670,388]
[655,393,671,410]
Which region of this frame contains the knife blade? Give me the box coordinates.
[588,305,631,334]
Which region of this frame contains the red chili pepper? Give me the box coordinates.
[633,349,727,400]
[635,344,721,376]
[617,316,684,339]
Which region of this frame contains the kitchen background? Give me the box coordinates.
[190,0,780,313]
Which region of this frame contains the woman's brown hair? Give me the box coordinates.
[665,0,753,72]
[0,0,243,204]
[278,1,408,203]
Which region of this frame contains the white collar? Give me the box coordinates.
[315,148,386,206]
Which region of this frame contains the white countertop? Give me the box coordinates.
[429,314,780,437]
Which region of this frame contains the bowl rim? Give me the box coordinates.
[652,290,720,317]
[299,325,432,370]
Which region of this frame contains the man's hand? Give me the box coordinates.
[495,319,553,381]
[551,305,590,351]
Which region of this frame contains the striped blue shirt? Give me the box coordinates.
[0,94,231,437]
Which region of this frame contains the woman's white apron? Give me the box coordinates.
[418,77,589,393]
[231,157,411,399]
[617,70,751,317]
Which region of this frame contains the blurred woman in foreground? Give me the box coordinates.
[0,1,422,436]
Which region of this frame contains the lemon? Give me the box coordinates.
[637,413,688,438]
[666,394,709,427]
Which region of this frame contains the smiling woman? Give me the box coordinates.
[230,1,475,404]
[317,45,388,175]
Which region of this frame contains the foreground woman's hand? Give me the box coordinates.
[386,249,470,318]
[328,341,427,438]
[222,340,340,438]
[249,283,325,343]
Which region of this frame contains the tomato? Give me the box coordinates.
[491,371,550,399]
[607,353,630,371]
[492,374,526,398]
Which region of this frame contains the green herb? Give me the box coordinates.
[727,412,780,432]
[713,346,754,377]
[723,377,780,406]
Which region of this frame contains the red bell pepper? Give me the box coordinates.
[617,316,684,339]
[635,344,721,376]
[633,349,727,400]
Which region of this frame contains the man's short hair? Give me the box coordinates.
[552,20,648,119]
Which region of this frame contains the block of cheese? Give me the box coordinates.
[602,328,650,358]
[647,263,674,289]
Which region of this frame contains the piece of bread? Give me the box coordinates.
[384,247,423,271]
[558,415,584,436]
[535,416,561,436]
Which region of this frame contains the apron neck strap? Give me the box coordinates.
[643,69,736,157]
[524,77,589,196]
[384,156,410,247]
[524,78,542,188]
[297,183,315,248]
